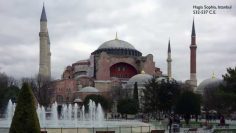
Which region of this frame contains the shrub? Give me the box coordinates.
[9,83,40,133]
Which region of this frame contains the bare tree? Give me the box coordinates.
[22,75,53,107]
[0,72,20,112]
[0,72,8,89]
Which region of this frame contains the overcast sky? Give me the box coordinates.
[0,0,235,84]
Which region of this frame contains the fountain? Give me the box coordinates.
[0,99,150,132]
[5,100,14,126]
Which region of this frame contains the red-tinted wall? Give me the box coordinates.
[110,63,137,78]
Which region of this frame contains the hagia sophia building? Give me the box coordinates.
[38,5,199,105]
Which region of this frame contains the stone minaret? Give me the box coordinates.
[189,19,197,87]
[39,5,51,78]
[167,39,172,79]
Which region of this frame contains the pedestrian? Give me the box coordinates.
[220,116,225,126]
[168,116,173,132]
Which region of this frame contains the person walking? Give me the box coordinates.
[168,116,173,133]
[220,115,225,126]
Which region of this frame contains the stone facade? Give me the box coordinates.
[51,79,78,104]
[55,38,162,103]
[95,53,156,80]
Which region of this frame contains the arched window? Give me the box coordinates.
[110,63,137,78]
[56,95,63,103]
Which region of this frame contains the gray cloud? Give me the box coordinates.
[0,0,235,84]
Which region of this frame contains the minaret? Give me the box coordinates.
[39,5,51,78]
[190,19,197,88]
[47,34,51,78]
[167,39,172,79]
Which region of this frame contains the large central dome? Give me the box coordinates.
[98,39,136,50]
[92,38,142,57]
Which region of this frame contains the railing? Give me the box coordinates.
[41,126,153,133]
[0,126,165,133]
[1,125,236,133]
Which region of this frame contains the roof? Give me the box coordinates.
[76,59,89,63]
[40,5,47,22]
[127,73,152,86]
[79,86,99,93]
[192,19,196,36]
[98,39,136,50]
[196,78,222,94]
[168,39,171,53]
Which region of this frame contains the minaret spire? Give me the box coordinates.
[40,4,47,22]
[191,18,195,37]
[167,38,172,79]
[168,38,171,53]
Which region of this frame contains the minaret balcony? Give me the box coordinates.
[190,45,197,48]
[39,32,48,37]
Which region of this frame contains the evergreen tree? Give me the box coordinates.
[9,83,40,133]
[158,79,180,113]
[223,67,236,87]
[117,98,138,115]
[217,67,236,113]
[203,67,236,114]
[143,76,180,118]
[175,91,201,124]
[133,82,139,110]
[143,76,160,118]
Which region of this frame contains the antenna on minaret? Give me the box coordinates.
[115,32,118,40]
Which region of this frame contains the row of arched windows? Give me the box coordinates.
[56,95,70,103]
[92,48,142,56]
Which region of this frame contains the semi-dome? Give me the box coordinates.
[79,86,99,93]
[127,71,152,87]
[92,38,142,56]
[196,77,223,95]
[75,75,90,80]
